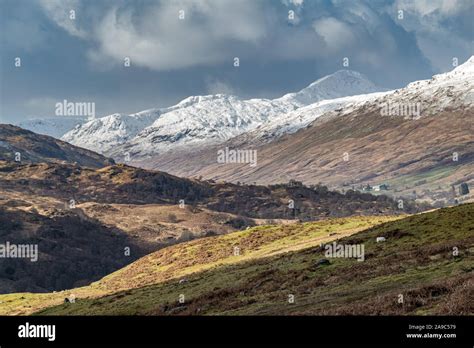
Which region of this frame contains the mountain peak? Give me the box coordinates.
[279,69,381,106]
[175,94,238,107]
[453,55,474,73]
[308,69,367,86]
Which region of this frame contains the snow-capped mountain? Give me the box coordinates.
[16,57,473,164]
[61,110,164,153]
[246,56,474,143]
[143,56,473,191]
[62,69,382,157]
[17,116,88,139]
[109,95,298,157]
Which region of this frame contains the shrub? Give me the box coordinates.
[167,213,178,223]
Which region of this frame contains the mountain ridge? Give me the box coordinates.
[14,69,383,156]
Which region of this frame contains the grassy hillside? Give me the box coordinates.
[1,204,472,316]
[35,204,474,315]
[0,215,398,315]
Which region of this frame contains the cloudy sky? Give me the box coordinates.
[0,0,472,123]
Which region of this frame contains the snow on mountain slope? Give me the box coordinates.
[373,55,474,112]
[17,116,88,139]
[61,110,164,153]
[261,57,474,140]
[113,95,298,156]
[254,91,390,141]
[62,69,381,156]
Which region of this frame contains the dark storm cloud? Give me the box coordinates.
[0,0,472,123]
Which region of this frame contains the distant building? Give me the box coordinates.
[459,183,470,195]
[373,184,389,192]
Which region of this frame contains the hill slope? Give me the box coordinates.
[17,116,88,139]
[0,204,142,293]
[0,214,400,315]
[0,194,265,294]
[0,127,423,294]
[1,203,472,315]
[0,124,114,168]
[0,159,417,221]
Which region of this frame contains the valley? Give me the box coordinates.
[0,125,419,295]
